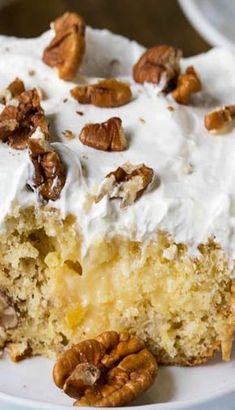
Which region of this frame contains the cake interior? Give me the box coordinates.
[0,206,234,365]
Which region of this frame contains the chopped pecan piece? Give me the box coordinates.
[133,45,182,90]
[0,88,49,149]
[53,330,157,407]
[172,66,201,105]
[28,127,66,201]
[43,12,86,80]
[7,77,25,98]
[96,162,154,208]
[0,78,25,105]
[71,79,132,108]
[204,105,235,133]
[79,117,127,151]
[0,292,18,330]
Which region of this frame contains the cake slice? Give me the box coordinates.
[0,13,235,366]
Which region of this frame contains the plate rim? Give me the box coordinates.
[179,0,234,48]
[1,371,235,410]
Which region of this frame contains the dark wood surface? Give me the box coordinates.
[0,0,210,56]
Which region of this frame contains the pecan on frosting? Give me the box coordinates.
[204,105,235,133]
[28,127,66,201]
[0,88,48,149]
[133,45,182,91]
[79,117,127,151]
[172,65,201,105]
[71,79,132,108]
[96,162,154,208]
[43,12,86,81]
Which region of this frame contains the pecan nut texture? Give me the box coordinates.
[0,88,48,149]
[204,105,235,133]
[28,127,66,201]
[171,66,201,105]
[0,77,25,105]
[43,12,86,81]
[79,117,127,151]
[133,45,182,90]
[96,162,154,208]
[53,330,157,407]
[71,79,132,108]
[7,77,25,98]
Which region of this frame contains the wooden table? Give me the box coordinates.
[0,0,210,56]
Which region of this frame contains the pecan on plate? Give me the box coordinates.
[172,66,201,105]
[0,88,48,149]
[43,12,86,81]
[79,117,127,151]
[53,330,157,407]
[204,105,235,133]
[0,292,18,331]
[133,45,182,90]
[28,127,66,201]
[71,79,132,108]
[96,162,154,208]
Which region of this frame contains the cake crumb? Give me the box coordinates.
[76,110,84,116]
[62,130,75,140]
[167,105,174,112]
[28,69,36,76]
[139,117,146,123]
[63,98,68,103]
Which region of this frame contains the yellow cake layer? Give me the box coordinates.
[0,206,234,365]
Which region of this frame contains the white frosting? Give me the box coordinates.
[1,27,235,259]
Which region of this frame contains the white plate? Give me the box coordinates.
[179,0,235,48]
[0,347,235,410]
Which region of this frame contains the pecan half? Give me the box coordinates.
[0,292,18,330]
[43,12,86,80]
[71,79,132,108]
[79,117,127,151]
[0,88,48,149]
[133,45,182,90]
[96,162,154,208]
[172,66,201,105]
[53,330,157,407]
[28,127,66,201]
[204,105,235,133]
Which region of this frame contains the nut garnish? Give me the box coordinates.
[0,292,18,330]
[28,127,66,201]
[0,88,48,149]
[42,12,86,80]
[53,330,157,407]
[133,45,182,90]
[79,117,127,151]
[172,66,201,105]
[7,77,25,98]
[0,77,25,105]
[96,162,154,208]
[204,105,235,133]
[71,79,132,108]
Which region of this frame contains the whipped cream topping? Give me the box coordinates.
[1,28,235,258]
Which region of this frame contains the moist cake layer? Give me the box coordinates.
[0,206,234,365]
[0,29,235,258]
